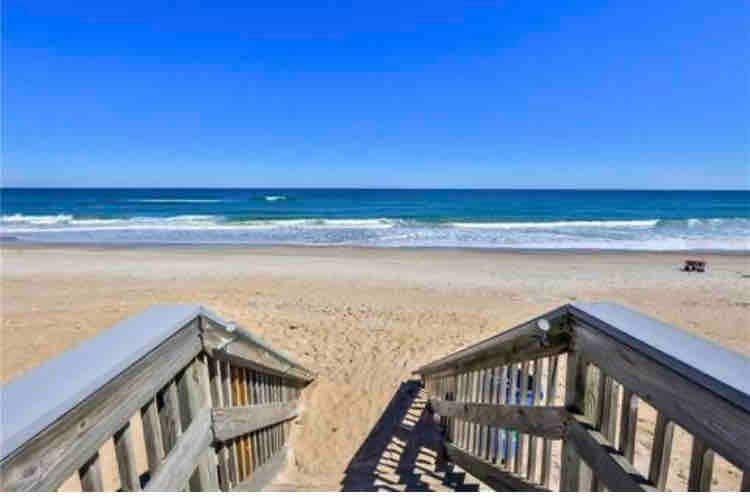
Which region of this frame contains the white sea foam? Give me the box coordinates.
[129,199,225,203]
[448,219,660,229]
[264,195,287,202]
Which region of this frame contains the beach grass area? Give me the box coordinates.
[2,245,748,490]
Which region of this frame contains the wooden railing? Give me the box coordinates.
[415,302,750,492]
[0,305,314,492]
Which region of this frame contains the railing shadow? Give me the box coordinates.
[340,380,479,492]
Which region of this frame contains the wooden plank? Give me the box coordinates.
[618,388,638,464]
[687,438,714,492]
[233,446,289,491]
[414,305,570,376]
[515,361,530,475]
[430,399,567,439]
[209,359,231,491]
[78,452,104,491]
[144,408,213,491]
[213,402,300,443]
[232,368,247,481]
[573,323,750,470]
[113,422,141,491]
[540,355,558,488]
[444,442,548,492]
[647,413,674,490]
[566,414,655,492]
[0,323,201,491]
[559,349,586,491]
[140,397,166,474]
[211,345,311,385]
[527,358,543,482]
[221,363,238,488]
[177,358,219,491]
[159,380,183,452]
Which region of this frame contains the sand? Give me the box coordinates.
[2,245,748,491]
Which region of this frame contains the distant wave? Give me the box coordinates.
[2,214,748,251]
[129,199,226,203]
[264,195,287,202]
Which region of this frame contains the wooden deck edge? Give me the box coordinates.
[231,446,289,492]
[212,402,299,442]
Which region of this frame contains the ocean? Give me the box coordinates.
[1,189,748,251]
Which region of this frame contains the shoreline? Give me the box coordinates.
[3,240,749,257]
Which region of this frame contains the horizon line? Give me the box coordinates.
[2,186,749,192]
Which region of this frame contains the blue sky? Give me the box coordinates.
[4,1,748,188]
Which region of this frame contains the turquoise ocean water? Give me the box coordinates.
[2,189,748,250]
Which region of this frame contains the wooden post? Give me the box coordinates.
[560,350,586,491]
[540,355,558,488]
[159,380,183,452]
[140,397,166,474]
[648,413,675,490]
[78,452,104,492]
[618,388,638,464]
[514,361,530,475]
[527,358,543,482]
[114,422,141,491]
[688,438,714,491]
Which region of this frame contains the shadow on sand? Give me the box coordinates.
[340,380,479,492]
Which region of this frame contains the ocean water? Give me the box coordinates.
[1,189,748,251]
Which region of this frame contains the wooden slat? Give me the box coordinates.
[647,413,674,490]
[233,446,289,491]
[159,381,183,452]
[574,323,750,470]
[221,363,238,487]
[527,358,543,482]
[140,398,165,474]
[209,359,232,491]
[213,401,300,443]
[0,323,201,491]
[559,349,586,491]
[114,422,141,491]
[430,399,567,439]
[444,442,548,492]
[540,355,558,488]
[618,388,638,464]
[78,452,104,491]
[687,438,714,491]
[566,414,655,492]
[515,361,530,475]
[144,408,213,491]
[232,368,247,480]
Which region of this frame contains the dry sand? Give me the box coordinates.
[2,245,748,491]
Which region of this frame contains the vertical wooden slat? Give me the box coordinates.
[239,369,252,478]
[688,438,714,492]
[114,422,141,491]
[140,397,165,474]
[527,358,543,482]
[78,452,104,491]
[210,359,232,491]
[222,362,238,487]
[507,363,518,471]
[648,413,675,490]
[540,355,558,488]
[618,388,638,464]
[498,365,509,469]
[478,369,487,459]
[560,350,586,491]
[514,361,530,475]
[159,380,183,452]
[231,367,246,481]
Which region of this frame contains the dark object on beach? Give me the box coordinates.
[683,259,707,272]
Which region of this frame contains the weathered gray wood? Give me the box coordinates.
[648,413,674,490]
[415,305,570,377]
[687,438,714,492]
[232,446,289,491]
[566,414,655,492]
[204,329,312,384]
[159,380,183,452]
[559,349,586,491]
[210,359,232,491]
[444,442,548,492]
[0,322,201,491]
[618,388,638,463]
[540,355,558,488]
[574,323,750,470]
[177,358,219,491]
[430,399,568,439]
[140,398,165,473]
[114,422,141,491]
[527,358,543,482]
[515,361,530,475]
[78,452,104,491]
[144,407,213,491]
[212,402,300,442]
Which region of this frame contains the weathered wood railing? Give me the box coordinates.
[415,302,750,492]
[0,305,314,492]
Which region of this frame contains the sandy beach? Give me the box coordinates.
[2,245,748,491]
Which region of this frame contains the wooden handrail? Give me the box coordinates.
[0,305,314,492]
[416,302,750,492]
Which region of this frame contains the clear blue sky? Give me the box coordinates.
[4,1,749,189]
